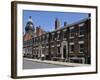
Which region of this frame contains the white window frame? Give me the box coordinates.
[51,33,55,41]
[63,29,67,40]
[69,26,74,39]
[79,41,84,53]
[46,34,49,43]
[78,23,85,37]
[69,42,74,53]
[57,33,60,41]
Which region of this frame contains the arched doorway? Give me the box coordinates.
[61,41,68,59]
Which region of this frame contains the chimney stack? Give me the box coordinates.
[55,18,60,30]
[64,22,67,26]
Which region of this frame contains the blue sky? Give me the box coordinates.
[23,10,89,33]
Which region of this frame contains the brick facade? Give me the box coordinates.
[23,15,91,64]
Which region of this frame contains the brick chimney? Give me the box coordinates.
[36,26,46,36]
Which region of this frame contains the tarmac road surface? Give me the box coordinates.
[23,58,69,69]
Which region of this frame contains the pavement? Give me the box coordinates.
[24,58,90,67]
[23,58,68,69]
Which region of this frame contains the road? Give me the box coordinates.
[23,58,68,69]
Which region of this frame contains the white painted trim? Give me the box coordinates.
[78,35,84,37]
[69,42,75,45]
[78,41,84,44]
[57,44,60,47]
[60,41,68,59]
[69,36,74,39]
[78,23,85,27]
[69,26,74,30]
[57,31,61,33]
[63,29,67,32]
[51,45,54,47]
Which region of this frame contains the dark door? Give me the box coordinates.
[63,46,66,58]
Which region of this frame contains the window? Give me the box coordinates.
[79,44,84,53]
[43,36,46,43]
[39,37,41,43]
[30,39,33,45]
[79,27,84,35]
[51,33,55,41]
[70,45,74,52]
[26,48,28,53]
[27,41,29,46]
[57,33,60,40]
[46,47,49,55]
[69,27,74,38]
[42,48,45,55]
[69,42,74,53]
[63,31,67,39]
[29,47,32,54]
[57,31,60,40]
[23,48,25,54]
[34,38,36,45]
[42,36,44,43]
[23,41,26,46]
[79,23,85,37]
[51,47,54,55]
[63,29,67,39]
[35,38,38,45]
[33,38,34,44]
[46,34,49,43]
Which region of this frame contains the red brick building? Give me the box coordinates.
[23,15,91,64]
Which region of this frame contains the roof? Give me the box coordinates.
[50,17,90,33]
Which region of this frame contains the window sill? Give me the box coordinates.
[69,37,74,39]
[78,35,84,37]
[79,52,84,53]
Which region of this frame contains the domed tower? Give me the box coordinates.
[25,16,35,37]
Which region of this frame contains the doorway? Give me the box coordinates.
[61,41,68,59]
[63,46,66,58]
